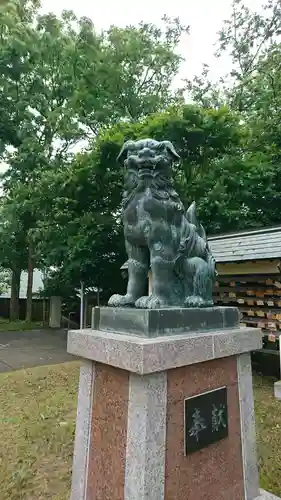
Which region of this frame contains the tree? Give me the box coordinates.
[0,196,28,319]
[213,0,281,111]
[217,0,281,81]
[183,0,281,234]
[187,152,280,234]
[184,63,226,109]
[72,15,189,129]
[0,0,40,152]
[0,1,188,317]
[5,0,281,307]
[186,0,281,113]
[1,5,189,169]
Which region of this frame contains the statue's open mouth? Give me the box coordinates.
[138,168,156,178]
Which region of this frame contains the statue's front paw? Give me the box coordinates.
[108,294,135,307]
[184,295,210,308]
[148,296,169,309]
[135,295,169,309]
[135,296,151,308]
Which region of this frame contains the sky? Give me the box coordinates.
[39,0,264,82]
[0,0,263,173]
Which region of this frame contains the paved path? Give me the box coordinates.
[0,329,76,373]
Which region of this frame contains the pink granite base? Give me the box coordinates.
[86,363,129,499]
[165,357,245,500]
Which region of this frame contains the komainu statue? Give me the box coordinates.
[108,139,216,309]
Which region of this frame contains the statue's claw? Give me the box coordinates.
[184,296,213,308]
[135,295,170,309]
[134,296,151,308]
[108,294,135,307]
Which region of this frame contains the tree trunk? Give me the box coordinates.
[10,268,21,321]
[42,298,47,326]
[25,246,34,322]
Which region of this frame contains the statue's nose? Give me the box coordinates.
[139,147,151,158]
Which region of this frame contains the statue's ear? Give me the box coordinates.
[161,141,180,160]
[117,140,135,163]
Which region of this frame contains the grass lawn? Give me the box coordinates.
[0,362,281,499]
[0,362,80,500]
[254,374,281,495]
[0,318,44,331]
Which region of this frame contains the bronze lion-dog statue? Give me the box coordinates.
[108,138,216,309]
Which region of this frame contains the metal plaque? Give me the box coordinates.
[184,386,228,455]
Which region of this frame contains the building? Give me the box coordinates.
[0,269,46,321]
[210,226,281,348]
[1,269,44,299]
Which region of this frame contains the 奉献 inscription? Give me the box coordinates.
[184,386,228,455]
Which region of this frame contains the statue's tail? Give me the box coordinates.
[207,251,218,278]
[185,201,207,242]
[180,201,217,277]
[178,201,207,259]
[185,201,197,226]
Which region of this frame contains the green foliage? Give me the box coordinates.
[73,15,188,127]
[184,0,281,231]
[0,0,56,155]
[188,153,281,233]
[1,4,187,170]
[217,0,281,81]
[0,0,189,300]
[0,196,28,272]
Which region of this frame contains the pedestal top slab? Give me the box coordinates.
[67,326,262,374]
[92,306,240,337]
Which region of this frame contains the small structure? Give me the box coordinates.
[1,268,44,300]
[0,268,47,321]
[210,226,281,348]
[49,296,62,328]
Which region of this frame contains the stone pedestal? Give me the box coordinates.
[68,307,280,500]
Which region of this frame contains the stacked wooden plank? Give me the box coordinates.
[213,274,281,335]
[208,226,281,346]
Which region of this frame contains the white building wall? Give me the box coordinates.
[1,269,44,299]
